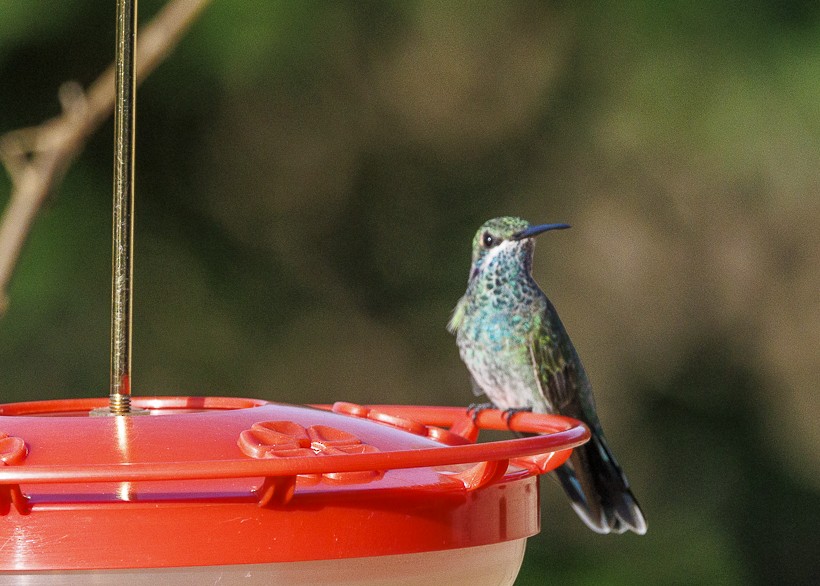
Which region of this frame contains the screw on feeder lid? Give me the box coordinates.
[0,397,588,572]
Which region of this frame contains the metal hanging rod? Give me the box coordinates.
[108,0,138,415]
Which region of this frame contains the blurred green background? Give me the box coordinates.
[1,1,818,584]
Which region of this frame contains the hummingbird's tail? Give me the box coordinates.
[553,431,647,535]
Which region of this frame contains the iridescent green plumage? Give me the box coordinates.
[450,216,646,535]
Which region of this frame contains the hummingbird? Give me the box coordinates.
[448,216,647,535]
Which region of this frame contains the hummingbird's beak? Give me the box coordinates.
[511,223,571,241]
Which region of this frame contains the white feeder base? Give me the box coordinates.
[0,539,527,586]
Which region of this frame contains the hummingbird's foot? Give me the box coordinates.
[500,407,533,427]
[466,402,494,423]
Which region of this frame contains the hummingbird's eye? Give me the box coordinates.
[482,232,498,248]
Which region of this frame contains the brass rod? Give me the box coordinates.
[109,0,138,414]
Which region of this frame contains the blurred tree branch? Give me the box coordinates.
[0,0,211,316]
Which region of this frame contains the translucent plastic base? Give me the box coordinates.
[0,539,526,586]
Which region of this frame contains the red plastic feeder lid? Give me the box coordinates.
[0,397,588,571]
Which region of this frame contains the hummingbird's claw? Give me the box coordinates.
[466,402,494,423]
[500,407,533,427]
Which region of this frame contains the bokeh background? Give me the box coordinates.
[1,1,818,584]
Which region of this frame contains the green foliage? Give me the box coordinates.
[0,2,82,58]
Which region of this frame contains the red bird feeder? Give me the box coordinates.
[0,398,588,584]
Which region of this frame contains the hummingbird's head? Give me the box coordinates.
[468,216,570,282]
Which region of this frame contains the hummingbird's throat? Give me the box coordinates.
[481,240,526,274]
[469,240,532,295]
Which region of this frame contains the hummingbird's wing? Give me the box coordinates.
[527,305,582,416]
[527,306,608,530]
[528,300,646,535]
